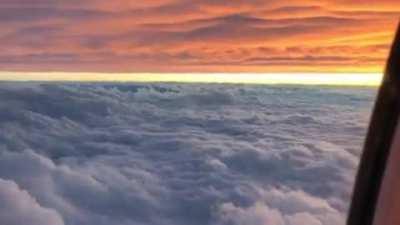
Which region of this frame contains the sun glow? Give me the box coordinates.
[0,72,382,86]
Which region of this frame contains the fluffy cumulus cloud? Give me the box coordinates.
[217,189,343,225]
[0,82,376,225]
[0,0,398,72]
[0,178,64,225]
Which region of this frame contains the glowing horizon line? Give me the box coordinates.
[0,72,383,86]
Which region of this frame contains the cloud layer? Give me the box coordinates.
[0,0,398,72]
[0,83,376,224]
[0,178,64,225]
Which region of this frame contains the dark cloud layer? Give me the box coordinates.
[0,0,398,72]
[0,83,375,224]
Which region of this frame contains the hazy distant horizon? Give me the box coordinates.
[0,72,383,86]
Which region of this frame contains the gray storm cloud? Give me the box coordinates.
[0,83,375,225]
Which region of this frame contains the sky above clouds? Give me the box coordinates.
[0,0,399,72]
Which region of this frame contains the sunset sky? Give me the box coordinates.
[0,0,399,75]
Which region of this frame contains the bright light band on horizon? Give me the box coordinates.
[0,72,383,86]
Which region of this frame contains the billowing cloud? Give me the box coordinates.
[216,189,343,225]
[0,178,64,225]
[0,0,397,73]
[0,82,375,224]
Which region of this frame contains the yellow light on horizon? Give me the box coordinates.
[0,72,383,86]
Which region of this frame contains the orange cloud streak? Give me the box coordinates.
[0,0,398,73]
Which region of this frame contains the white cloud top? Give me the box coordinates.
[0,83,375,225]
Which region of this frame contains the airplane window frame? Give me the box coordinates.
[347,22,400,225]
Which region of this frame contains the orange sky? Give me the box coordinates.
[0,0,399,73]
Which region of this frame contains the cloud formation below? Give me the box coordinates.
[0,178,64,225]
[0,83,375,224]
[0,0,398,73]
